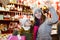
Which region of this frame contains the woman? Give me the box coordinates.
[36,2,58,40]
[33,8,42,40]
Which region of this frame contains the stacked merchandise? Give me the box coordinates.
[0,0,34,40]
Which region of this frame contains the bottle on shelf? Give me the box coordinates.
[14,12,19,20]
[0,14,4,20]
[17,6,22,11]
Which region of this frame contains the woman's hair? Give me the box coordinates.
[33,8,42,16]
[40,14,46,25]
[33,8,46,25]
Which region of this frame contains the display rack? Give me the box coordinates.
[0,2,33,34]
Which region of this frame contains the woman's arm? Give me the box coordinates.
[44,1,58,24]
[48,7,58,24]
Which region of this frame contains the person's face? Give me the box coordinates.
[35,12,42,19]
[25,20,31,27]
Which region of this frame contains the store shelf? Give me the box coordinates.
[8,3,30,8]
[0,10,22,13]
[0,20,19,24]
[0,20,19,22]
[0,1,33,34]
[0,10,33,15]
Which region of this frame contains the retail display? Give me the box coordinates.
[0,0,59,40]
[0,2,34,39]
[0,0,33,34]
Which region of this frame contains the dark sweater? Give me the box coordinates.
[34,17,40,27]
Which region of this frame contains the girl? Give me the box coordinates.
[20,19,33,40]
[36,1,58,40]
[33,8,41,40]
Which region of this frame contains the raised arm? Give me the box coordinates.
[48,7,58,24]
[44,1,58,24]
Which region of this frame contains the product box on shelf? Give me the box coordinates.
[3,13,10,20]
[0,15,4,20]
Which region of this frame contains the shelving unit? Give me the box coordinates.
[8,3,30,8]
[0,2,33,34]
[0,10,33,15]
[0,19,19,21]
[7,2,32,13]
